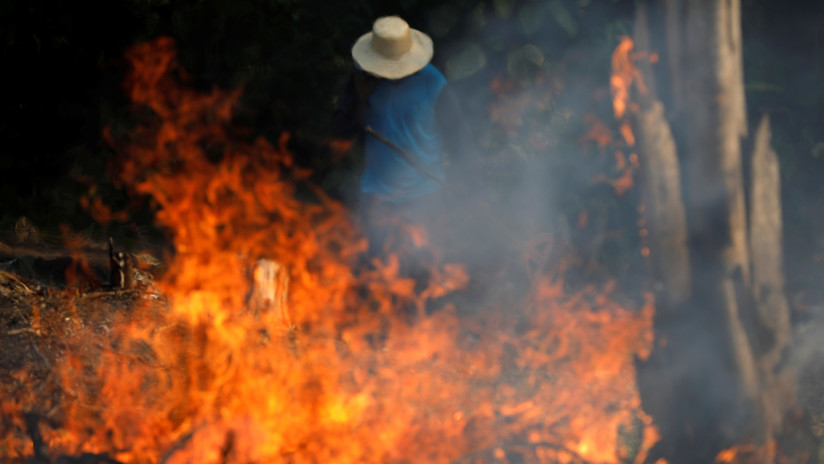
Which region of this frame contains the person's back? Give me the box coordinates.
[332,16,476,206]
[360,63,446,202]
[332,15,481,276]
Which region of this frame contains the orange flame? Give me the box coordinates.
[1,38,661,464]
[593,36,649,196]
[714,442,778,464]
[610,36,647,121]
[610,38,634,120]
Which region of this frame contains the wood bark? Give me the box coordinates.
[109,237,135,290]
[632,1,796,462]
[633,2,691,306]
[661,0,686,117]
[749,114,795,436]
[681,0,763,435]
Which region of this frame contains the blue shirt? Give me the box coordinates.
[360,64,447,202]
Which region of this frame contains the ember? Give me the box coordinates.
[1,38,660,464]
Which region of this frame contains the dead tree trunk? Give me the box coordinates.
[748,114,795,439]
[632,1,796,462]
[632,2,691,307]
[682,0,762,412]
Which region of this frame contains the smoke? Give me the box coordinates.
[348,0,824,458]
[341,2,638,322]
[419,1,638,292]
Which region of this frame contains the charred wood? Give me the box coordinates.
[108,237,134,291]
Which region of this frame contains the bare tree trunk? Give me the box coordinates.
[633,1,797,462]
[633,2,691,306]
[661,0,686,118]
[632,2,758,460]
[682,0,750,282]
[749,114,795,438]
[682,0,763,419]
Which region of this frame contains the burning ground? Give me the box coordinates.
[0,38,663,464]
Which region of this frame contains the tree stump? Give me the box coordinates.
[248,258,290,327]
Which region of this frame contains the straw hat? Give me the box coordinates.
[352,16,433,80]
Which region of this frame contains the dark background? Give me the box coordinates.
[1,0,822,301]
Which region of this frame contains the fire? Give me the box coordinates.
[610,36,647,122]
[587,36,646,198]
[583,37,643,197]
[1,38,661,463]
[714,443,778,464]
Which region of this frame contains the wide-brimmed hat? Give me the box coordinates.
[351,16,433,80]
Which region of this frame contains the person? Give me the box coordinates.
[332,16,477,263]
